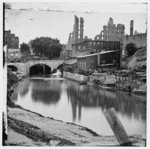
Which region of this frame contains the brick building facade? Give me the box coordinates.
[4,30,19,49]
[4,30,20,62]
[7,48,21,62]
[72,40,120,54]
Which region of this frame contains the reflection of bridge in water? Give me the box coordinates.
[7,60,64,75]
[17,78,62,105]
[67,84,146,122]
[31,79,62,105]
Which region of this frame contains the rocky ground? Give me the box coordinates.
[121,47,146,69]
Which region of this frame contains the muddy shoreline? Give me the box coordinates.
[6,105,146,146]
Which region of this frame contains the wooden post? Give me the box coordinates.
[104,108,132,146]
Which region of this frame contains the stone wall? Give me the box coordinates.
[63,71,88,83]
[89,73,116,85]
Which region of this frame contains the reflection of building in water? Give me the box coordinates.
[67,85,82,122]
[67,84,146,122]
[31,79,62,105]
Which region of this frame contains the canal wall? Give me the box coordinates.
[89,73,116,85]
[63,71,88,83]
[89,73,146,96]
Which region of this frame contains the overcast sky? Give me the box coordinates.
[5,2,147,44]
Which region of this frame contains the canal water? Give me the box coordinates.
[11,77,146,138]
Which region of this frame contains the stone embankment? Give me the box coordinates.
[63,71,88,84]
[63,71,146,96]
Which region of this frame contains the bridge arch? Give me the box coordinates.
[29,63,51,75]
[7,60,64,76]
[7,64,18,72]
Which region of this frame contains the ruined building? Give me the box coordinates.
[66,15,84,47]
[122,20,147,56]
[72,15,84,43]
[94,17,125,42]
[63,16,122,59]
[63,15,85,58]
[130,20,134,36]
[63,16,121,72]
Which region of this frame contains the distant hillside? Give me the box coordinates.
[121,47,146,70]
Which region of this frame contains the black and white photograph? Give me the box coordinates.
[1,0,149,147]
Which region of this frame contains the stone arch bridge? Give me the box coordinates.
[7,60,64,75]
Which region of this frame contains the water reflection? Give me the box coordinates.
[67,84,146,122]
[31,79,61,105]
[13,77,146,137]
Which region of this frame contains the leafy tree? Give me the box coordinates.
[125,43,137,56]
[31,37,62,59]
[20,43,31,56]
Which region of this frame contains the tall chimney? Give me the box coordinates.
[130,20,134,35]
[80,17,84,40]
[74,15,79,43]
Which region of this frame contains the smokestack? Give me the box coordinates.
[130,20,134,35]
[80,17,84,40]
[74,15,79,42]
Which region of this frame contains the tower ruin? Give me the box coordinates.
[130,20,134,36]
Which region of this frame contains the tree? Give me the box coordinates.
[125,43,137,56]
[31,37,62,59]
[20,43,31,56]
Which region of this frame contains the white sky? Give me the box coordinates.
[5,2,147,44]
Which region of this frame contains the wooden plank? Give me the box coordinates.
[104,107,132,146]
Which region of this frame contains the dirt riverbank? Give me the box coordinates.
[5,104,146,146]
